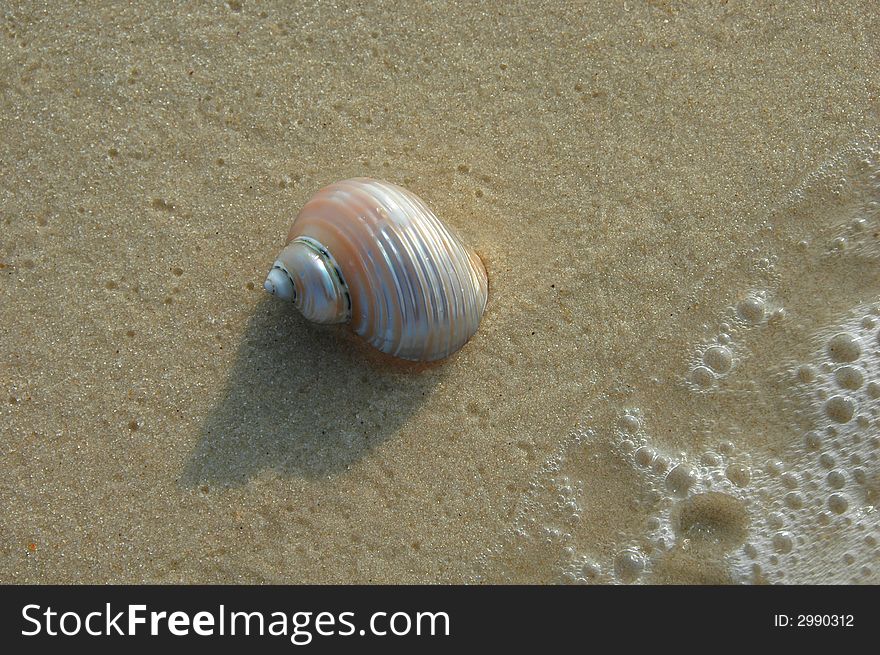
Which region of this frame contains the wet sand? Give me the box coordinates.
[1,1,878,583]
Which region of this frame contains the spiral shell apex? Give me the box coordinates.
[264,178,488,362]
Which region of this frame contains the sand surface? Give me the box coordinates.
[1,1,879,583]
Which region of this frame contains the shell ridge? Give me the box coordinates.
[391,187,457,359]
[343,189,400,347]
[365,182,443,358]
[386,207,438,358]
[385,186,456,359]
[377,225,417,325]
[402,190,474,357]
[318,192,386,336]
[366,222,417,354]
[347,181,421,356]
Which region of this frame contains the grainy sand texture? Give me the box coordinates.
[2,1,879,583]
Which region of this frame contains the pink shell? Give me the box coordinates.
[282,178,488,361]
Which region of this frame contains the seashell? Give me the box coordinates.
[264,178,488,362]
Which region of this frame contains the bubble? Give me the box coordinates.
[579,560,601,581]
[691,366,714,388]
[768,512,785,530]
[772,532,793,554]
[726,464,751,488]
[652,455,671,474]
[819,453,836,468]
[618,414,641,433]
[826,469,846,489]
[634,446,654,467]
[666,463,696,496]
[737,297,765,323]
[797,365,817,383]
[614,549,645,584]
[825,395,856,423]
[862,316,877,329]
[700,451,721,466]
[867,382,880,399]
[781,472,799,489]
[805,432,822,451]
[784,492,805,509]
[703,346,732,373]
[827,493,849,514]
[827,333,861,362]
[843,552,856,565]
[834,366,864,390]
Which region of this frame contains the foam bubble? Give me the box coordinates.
[726,464,751,488]
[703,346,733,373]
[613,549,645,584]
[719,441,736,456]
[652,454,671,474]
[634,446,654,467]
[780,472,799,489]
[834,366,864,390]
[772,532,793,554]
[828,493,849,514]
[666,463,696,496]
[827,333,861,363]
[797,365,817,383]
[618,414,641,434]
[691,366,714,388]
[579,560,601,581]
[826,469,846,489]
[825,395,856,423]
[737,297,765,323]
[768,512,785,530]
[784,492,805,509]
